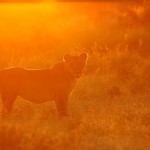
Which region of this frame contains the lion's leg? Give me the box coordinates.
[1,92,17,119]
[55,94,68,117]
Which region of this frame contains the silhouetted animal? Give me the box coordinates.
[0,53,88,118]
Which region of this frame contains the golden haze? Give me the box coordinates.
[0,2,149,150]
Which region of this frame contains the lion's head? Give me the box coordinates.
[63,53,88,78]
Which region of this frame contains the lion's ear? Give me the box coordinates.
[80,52,88,61]
[63,54,71,62]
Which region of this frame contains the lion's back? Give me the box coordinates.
[0,68,25,91]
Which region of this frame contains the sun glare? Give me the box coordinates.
[0,3,59,13]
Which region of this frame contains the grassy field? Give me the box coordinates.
[0,2,150,150]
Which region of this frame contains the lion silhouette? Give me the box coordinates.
[0,53,88,118]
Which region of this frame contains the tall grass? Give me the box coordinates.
[0,43,149,150]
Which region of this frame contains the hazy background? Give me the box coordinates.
[0,1,149,150]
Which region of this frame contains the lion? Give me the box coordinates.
[0,52,88,118]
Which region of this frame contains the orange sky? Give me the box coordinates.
[0,0,138,2]
[0,1,146,54]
